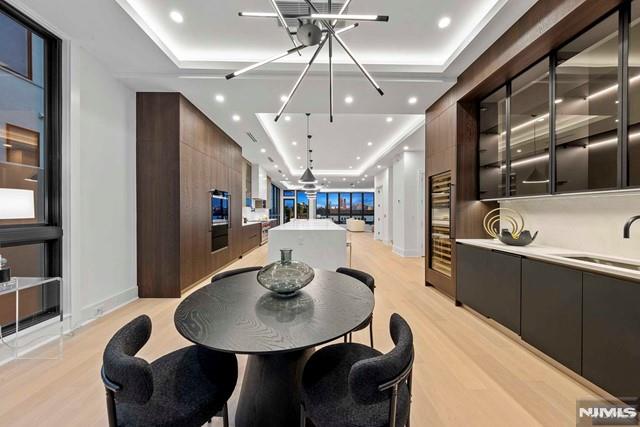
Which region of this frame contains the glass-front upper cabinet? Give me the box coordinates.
[630,1,640,186]
[555,12,620,192]
[510,59,550,196]
[479,86,508,199]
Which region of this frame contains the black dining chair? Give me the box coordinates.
[336,267,375,347]
[300,313,414,427]
[101,315,238,427]
[211,266,263,283]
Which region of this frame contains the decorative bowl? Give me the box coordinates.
[498,229,539,246]
[257,249,315,298]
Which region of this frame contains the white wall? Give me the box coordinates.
[67,44,137,327]
[390,151,425,257]
[502,193,640,260]
[374,168,391,244]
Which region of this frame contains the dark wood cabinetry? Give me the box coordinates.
[137,93,243,297]
[241,224,261,255]
[456,243,521,334]
[583,273,640,399]
[521,259,582,374]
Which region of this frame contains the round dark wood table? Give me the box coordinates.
[174,269,374,427]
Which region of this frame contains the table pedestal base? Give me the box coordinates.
[236,348,314,427]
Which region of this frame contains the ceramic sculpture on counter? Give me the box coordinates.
[483,207,538,246]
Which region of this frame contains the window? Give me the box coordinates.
[328,192,339,223]
[283,199,295,223]
[363,192,374,224]
[555,12,620,192]
[479,86,508,199]
[629,1,640,186]
[338,192,351,224]
[270,184,280,218]
[0,3,62,334]
[316,192,328,218]
[510,59,550,196]
[283,190,295,198]
[351,193,363,219]
[296,191,309,219]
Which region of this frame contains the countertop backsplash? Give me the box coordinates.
[243,207,270,222]
[500,193,640,260]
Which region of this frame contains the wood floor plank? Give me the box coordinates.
[0,233,600,426]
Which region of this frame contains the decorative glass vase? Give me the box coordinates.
[257,249,315,297]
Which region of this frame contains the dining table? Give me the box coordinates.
[174,268,375,427]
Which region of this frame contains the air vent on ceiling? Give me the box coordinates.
[268,157,275,163]
[246,132,258,143]
[275,1,348,28]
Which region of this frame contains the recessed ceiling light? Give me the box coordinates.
[284,115,291,122]
[349,166,353,169]
[280,95,289,102]
[403,146,409,150]
[292,141,297,146]
[345,95,354,104]
[356,156,361,160]
[367,141,373,146]
[170,10,184,23]
[297,156,301,160]
[323,177,327,181]
[232,114,241,122]
[408,97,418,105]
[377,165,382,168]
[386,117,393,123]
[215,94,225,103]
[260,148,266,153]
[361,178,366,181]
[517,149,522,153]
[342,178,347,181]
[364,174,368,178]
[438,16,451,29]
[299,166,303,169]
[554,98,563,104]
[274,165,278,168]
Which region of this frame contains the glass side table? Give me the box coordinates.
[0,277,63,360]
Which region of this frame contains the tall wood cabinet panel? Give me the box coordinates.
[137,93,244,297]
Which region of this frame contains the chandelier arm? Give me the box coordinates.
[275,37,328,122]
[225,44,307,80]
[302,0,384,96]
[329,0,333,123]
[333,0,352,27]
[268,0,302,55]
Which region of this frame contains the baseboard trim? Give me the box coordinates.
[392,246,422,258]
[79,286,138,326]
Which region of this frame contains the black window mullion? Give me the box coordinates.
[549,52,558,194]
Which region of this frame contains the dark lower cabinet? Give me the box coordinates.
[521,259,582,374]
[583,272,640,399]
[456,243,521,334]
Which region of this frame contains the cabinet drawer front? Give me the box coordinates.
[583,273,640,399]
[521,259,582,374]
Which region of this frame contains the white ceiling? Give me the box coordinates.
[9,0,537,189]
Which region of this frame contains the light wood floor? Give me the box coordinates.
[0,232,599,426]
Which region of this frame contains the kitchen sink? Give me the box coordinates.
[560,256,640,272]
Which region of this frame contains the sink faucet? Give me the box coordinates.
[623,215,640,239]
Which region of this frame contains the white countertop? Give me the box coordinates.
[271,219,345,232]
[457,239,640,283]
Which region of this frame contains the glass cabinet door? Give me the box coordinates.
[555,12,619,192]
[429,171,452,277]
[479,86,508,199]
[629,1,640,186]
[509,59,550,196]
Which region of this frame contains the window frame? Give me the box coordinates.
[0,1,62,280]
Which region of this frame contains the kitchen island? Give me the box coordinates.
[268,219,347,270]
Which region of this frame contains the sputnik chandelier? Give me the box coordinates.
[227,0,389,122]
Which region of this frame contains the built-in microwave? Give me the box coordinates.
[211,190,229,226]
